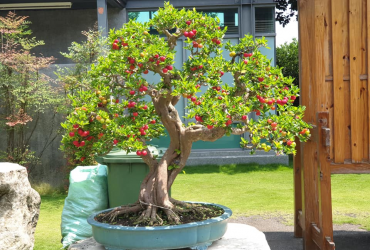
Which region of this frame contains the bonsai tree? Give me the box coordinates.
[61,3,310,225]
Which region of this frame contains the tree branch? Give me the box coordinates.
[185,126,226,142]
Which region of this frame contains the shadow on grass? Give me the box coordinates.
[183,163,293,175]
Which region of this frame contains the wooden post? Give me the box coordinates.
[317,112,334,249]
[294,139,303,238]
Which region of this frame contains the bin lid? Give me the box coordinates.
[95,146,165,164]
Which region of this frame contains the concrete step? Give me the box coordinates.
[189,149,275,157]
[186,150,289,166]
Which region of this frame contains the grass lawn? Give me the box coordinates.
[33,162,370,249]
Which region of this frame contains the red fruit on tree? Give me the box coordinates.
[256,111,261,116]
[136,150,142,156]
[287,140,293,146]
[271,122,278,128]
[166,65,173,70]
[141,150,148,156]
[291,96,297,100]
[218,96,222,100]
[267,119,272,124]
[184,31,189,37]
[87,136,93,141]
[150,120,156,124]
[133,112,138,117]
[143,124,149,130]
[191,96,197,102]
[129,90,135,95]
[207,125,214,129]
[113,139,118,144]
[160,56,166,62]
[141,131,146,136]
[73,141,79,147]
[143,69,149,74]
[188,31,194,38]
[83,131,90,137]
[242,115,247,120]
[198,65,203,69]
[216,40,221,45]
[80,141,85,147]
[112,43,119,50]
[73,124,79,128]
[220,71,224,76]
[78,128,84,136]
[258,77,264,82]
[154,54,159,58]
[69,132,75,137]
[186,20,191,25]
[129,59,135,64]
[138,63,143,68]
[192,29,197,34]
[80,157,86,162]
[163,68,168,73]
[216,86,221,91]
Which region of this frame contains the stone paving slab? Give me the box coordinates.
[69,223,270,250]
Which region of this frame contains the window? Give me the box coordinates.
[255,7,275,33]
[200,9,238,34]
[128,8,239,35]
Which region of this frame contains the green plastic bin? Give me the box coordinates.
[95,146,166,208]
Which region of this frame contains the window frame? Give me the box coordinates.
[253,5,276,36]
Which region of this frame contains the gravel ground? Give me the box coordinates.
[229,215,370,250]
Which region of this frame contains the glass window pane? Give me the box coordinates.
[255,7,275,33]
[128,9,239,35]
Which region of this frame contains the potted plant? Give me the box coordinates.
[60,3,310,249]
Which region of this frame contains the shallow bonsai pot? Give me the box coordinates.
[87,202,232,250]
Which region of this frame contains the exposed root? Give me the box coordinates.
[170,198,197,209]
[102,204,143,222]
[164,208,181,224]
[96,201,224,227]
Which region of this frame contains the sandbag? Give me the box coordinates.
[61,164,108,248]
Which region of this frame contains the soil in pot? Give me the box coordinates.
[95,203,224,227]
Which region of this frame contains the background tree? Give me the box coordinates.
[0,12,63,173]
[55,25,106,179]
[276,38,299,106]
[61,3,310,225]
[275,0,297,27]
